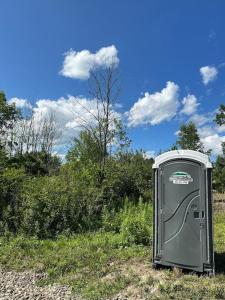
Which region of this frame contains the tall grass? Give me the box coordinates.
[0,203,224,299]
[102,197,153,245]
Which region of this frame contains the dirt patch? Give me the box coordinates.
[103,259,166,300]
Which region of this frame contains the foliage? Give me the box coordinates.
[66,130,102,166]
[0,148,8,172]
[18,165,100,238]
[102,198,152,246]
[12,152,152,238]
[176,122,207,153]
[120,201,152,245]
[0,91,20,148]
[0,167,25,234]
[8,151,61,176]
[0,114,153,238]
[213,104,225,192]
[213,155,225,192]
[0,210,224,300]
[67,119,132,183]
[98,151,153,212]
[215,104,225,126]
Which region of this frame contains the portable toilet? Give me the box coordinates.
[152,150,214,274]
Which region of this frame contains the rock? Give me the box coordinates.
[0,269,79,299]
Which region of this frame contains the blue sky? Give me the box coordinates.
[1,0,225,158]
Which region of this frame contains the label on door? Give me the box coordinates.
[169,171,193,185]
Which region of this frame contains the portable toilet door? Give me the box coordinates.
[152,150,214,275]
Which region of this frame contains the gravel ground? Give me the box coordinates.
[0,269,79,300]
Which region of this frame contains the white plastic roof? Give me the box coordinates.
[153,150,212,169]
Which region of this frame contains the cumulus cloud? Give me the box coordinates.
[175,106,224,156]
[127,81,179,127]
[201,133,225,156]
[200,66,218,85]
[180,94,199,116]
[8,97,32,109]
[198,125,215,138]
[60,45,119,80]
[197,124,225,156]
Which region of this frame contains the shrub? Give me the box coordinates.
[19,167,104,238]
[0,167,25,234]
[121,215,151,246]
[102,198,153,246]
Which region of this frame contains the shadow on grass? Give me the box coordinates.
[215,252,225,274]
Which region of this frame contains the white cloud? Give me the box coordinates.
[127,81,179,127]
[200,66,218,85]
[198,125,215,138]
[8,97,32,109]
[31,96,120,151]
[197,124,225,156]
[200,133,225,156]
[174,106,224,156]
[60,45,119,80]
[180,94,199,116]
[188,111,215,127]
[144,150,156,159]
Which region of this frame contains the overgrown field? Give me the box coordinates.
[0,208,224,299]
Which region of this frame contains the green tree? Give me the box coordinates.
[213,104,225,192]
[170,144,178,150]
[8,151,61,176]
[213,153,225,192]
[109,150,153,202]
[0,167,25,234]
[0,91,20,153]
[176,122,205,152]
[215,104,225,126]
[0,148,8,173]
[67,119,131,181]
[67,130,102,166]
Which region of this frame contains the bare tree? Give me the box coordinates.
[72,66,121,182]
[4,112,57,157]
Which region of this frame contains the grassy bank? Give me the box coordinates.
[0,211,224,299]
[0,233,149,299]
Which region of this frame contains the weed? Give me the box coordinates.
[0,209,223,299]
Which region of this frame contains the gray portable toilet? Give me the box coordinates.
[152,150,214,274]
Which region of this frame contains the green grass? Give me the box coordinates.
[0,211,224,299]
[0,232,150,299]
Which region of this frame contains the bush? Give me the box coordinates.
[102,198,153,246]
[19,166,104,238]
[0,145,154,238]
[0,167,25,234]
[121,214,151,246]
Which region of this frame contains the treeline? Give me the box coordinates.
[0,68,154,238]
[0,70,225,238]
